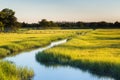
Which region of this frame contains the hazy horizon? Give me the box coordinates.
[0,0,120,23]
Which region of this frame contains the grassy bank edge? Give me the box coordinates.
[36,51,120,80]
[0,34,73,58]
[0,61,34,80]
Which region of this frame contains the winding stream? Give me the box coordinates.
[4,39,115,80]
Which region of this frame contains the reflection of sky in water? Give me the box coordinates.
[4,40,115,80]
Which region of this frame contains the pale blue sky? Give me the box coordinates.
[0,0,120,23]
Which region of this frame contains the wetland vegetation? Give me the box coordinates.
[0,29,120,80]
[0,61,34,80]
[36,29,120,80]
[0,30,83,80]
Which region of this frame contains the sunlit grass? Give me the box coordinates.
[37,29,120,79]
[0,30,91,80]
[0,61,34,80]
[0,30,85,58]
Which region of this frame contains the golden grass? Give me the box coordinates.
[1,30,91,80]
[0,61,34,80]
[0,30,84,58]
[52,29,120,63]
[37,29,120,79]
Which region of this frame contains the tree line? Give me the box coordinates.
[22,19,60,29]
[22,20,120,29]
[0,8,120,32]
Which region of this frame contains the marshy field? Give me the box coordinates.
[36,29,120,80]
[0,29,120,80]
[0,30,80,80]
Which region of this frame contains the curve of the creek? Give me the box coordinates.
[3,39,115,80]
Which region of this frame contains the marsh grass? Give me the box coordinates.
[0,30,83,58]
[0,30,92,80]
[0,30,91,80]
[0,61,34,80]
[36,29,120,80]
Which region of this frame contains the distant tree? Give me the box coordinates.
[49,21,59,28]
[39,19,60,29]
[0,8,20,32]
[12,22,21,31]
[97,21,109,28]
[89,22,98,29]
[76,22,85,28]
[39,19,49,28]
[114,21,120,28]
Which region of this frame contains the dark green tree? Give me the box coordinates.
[39,19,49,28]
[76,22,85,28]
[39,19,59,29]
[0,8,20,32]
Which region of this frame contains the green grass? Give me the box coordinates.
[0,30,91,80]
[0,61,34,80]
[36,29,120,80]
[0,30,83,58]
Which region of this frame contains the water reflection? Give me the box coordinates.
[36,59,116,80]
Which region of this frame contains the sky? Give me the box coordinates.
[0,0,120,23]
